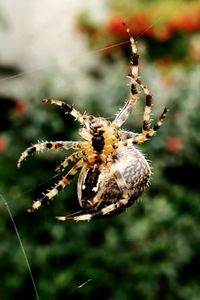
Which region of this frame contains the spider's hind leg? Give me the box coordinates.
[56,197,130,222]
[56,163,130,222]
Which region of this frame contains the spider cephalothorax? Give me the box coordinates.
[17,25,168,221]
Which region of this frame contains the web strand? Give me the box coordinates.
[0,194,40,300]
[0,10,167,85]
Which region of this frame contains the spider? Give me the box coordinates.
[17,25,168,222]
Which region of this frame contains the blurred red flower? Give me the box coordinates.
[169,11,200,33]
[108,13,154,38]
[13,99,27,115]
[0,136,6,154]
[108,15,126,36]
[129,13,154,37]
[165,137,183,153]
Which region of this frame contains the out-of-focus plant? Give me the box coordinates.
[78,0,200,62]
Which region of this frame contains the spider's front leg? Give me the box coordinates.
[124,24,168,140]
[28,159,84,212]
[113,24,140,128]
[126,107,168,145]
[43,98,88,125]
[113,24,168,138]
[117,106,167,146]
[17,141,83,168]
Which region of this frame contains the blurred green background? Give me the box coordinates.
[0,0,200,299]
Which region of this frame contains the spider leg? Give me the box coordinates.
[55,151,83,172]
[152,107,169,133]
[113,25,140,128]
[57,197,129,222]
[17,141,83,168]
[113,24,168,140]
[56,162,129,222]
[126,24,154,133]
[28,159,84,212]
[119,107,168,145]
[139,107,168,143]
[113,26,152,128]
[113,24,168,133]
[43,98,88,125]
[125,25,168,136]
[113,82,138,128]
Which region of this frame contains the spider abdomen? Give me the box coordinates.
[78,145,151,217]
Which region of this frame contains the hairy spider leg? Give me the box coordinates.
[126,24,154,134]
[113,25,154,129]
[56,162,130,222]
[113,26,140,128]
[118,107,168,144]
[133,78,168,137]
[114,24,168,142]
[118,108,167,146]
[125,25,168,138]
[43,98,88,125]
[28,159,84,212]
[152,107,168,132]
[17,141,83,168]
[55,151,83,172]
[113,82,138,128]
[56,196,130,222]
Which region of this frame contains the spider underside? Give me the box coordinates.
[17,25,168,222]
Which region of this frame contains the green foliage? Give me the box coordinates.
[1,2,200,299]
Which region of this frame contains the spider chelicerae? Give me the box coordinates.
[17,25,168,222]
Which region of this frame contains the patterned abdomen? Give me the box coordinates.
[78,146,151,216]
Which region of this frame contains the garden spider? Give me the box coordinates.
[17,25,168,222]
